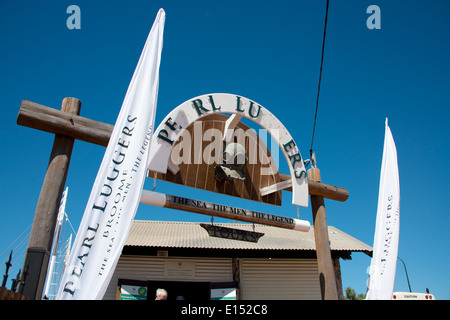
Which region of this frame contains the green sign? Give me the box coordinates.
[120,285,148,300]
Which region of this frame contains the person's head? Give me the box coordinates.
[155,288,167,300]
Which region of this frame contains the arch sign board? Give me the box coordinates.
[147,93,308,207]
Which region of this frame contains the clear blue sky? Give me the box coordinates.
[1,0,449,299]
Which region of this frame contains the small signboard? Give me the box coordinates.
[200,223,264,243]
[120,285,148,300]
[164,261,195,279]
[211,287,237,300]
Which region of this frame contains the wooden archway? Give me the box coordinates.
[147,93,308,207]
[149,113,283,206]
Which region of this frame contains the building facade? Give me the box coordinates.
[104,220,372,300]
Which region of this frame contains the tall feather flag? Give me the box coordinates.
[366,118,400,300]
[56,9,165,300]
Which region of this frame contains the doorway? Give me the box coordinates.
[147,280,210,301]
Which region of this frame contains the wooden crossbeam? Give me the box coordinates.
[17,100,113,147]
[259,179,293,197]
[279,173,348,202]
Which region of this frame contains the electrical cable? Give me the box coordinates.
[310,0,330,158]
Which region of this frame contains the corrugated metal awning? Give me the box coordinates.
[125,220,372,253]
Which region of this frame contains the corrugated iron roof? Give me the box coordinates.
[125,220,372,253]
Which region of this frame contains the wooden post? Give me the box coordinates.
[19,98,81,300]
[308,165,339,300]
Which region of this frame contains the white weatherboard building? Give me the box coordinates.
[104,220,372,300]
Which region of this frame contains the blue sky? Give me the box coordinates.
[1,0,449,299]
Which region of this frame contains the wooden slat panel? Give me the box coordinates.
[240,259,321,300]
[149,114,282,206]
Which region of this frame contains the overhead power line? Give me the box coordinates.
[310,0,330,158]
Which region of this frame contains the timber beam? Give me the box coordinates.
[17,99,113,147]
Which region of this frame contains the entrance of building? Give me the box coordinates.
[118,278,238,300]
[147,280,210,301]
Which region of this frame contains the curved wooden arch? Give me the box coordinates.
[149,113,282,206]
[147,93,308,207]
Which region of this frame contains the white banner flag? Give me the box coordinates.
[56,9,165,300]
[366,118,400,300]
